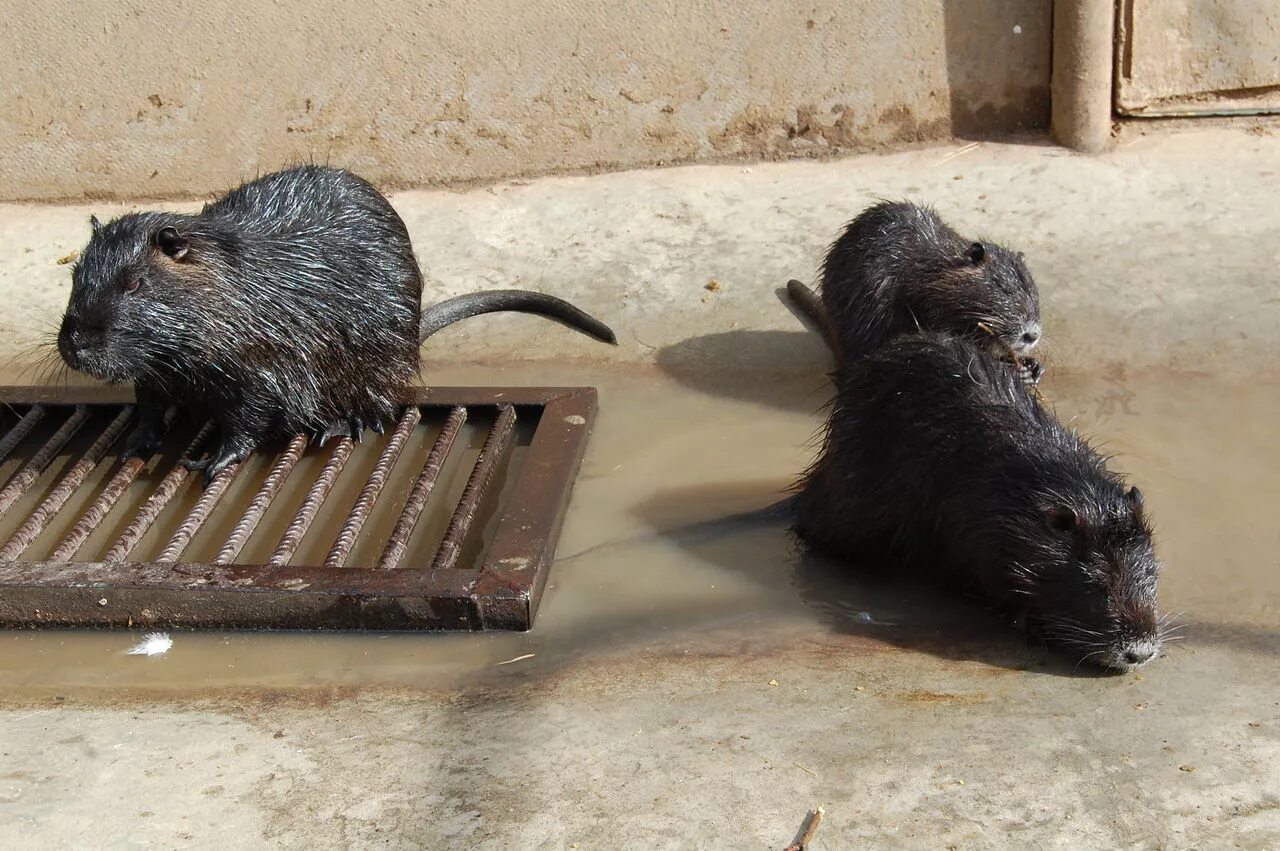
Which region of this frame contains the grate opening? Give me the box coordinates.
[0,387,593,631]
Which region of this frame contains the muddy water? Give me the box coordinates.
[0,361,1276,694]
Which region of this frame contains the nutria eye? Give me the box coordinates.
[122,278,140,294]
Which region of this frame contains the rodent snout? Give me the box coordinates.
[57,319,82,368]
[57,316,107,375]
[1017,322,1041,352]
[1109,638,1160,670]
[1123,647,1155,665]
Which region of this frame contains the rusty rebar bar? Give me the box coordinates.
[50,457,145,561]
[0,406,134,560]
[430,405,516,572]
[0,404,47,466]
[0,405,91,520]
[156,459,244,563]
[267,436,355,566]
[49,408,177,561]
[213,434,308,564]
[376,406,467,570]
[103,421,216,562]
[323,407,421,568]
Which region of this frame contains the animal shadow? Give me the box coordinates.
[654,329,831,413]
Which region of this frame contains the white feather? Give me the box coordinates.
[127,632,173,656]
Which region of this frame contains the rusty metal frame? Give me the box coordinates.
[0,385,597,631]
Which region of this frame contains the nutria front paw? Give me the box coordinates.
[181,442,251,488]
[310,418,364,447]
[123,422,163,459]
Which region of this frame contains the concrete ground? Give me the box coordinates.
[1,127,1279,849]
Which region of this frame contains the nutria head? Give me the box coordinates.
[931,240,1042,359]
[57,212,225,384]
[1017,484,1163,671]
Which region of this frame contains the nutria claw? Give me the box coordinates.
[310,416,375,447]
[181,446,249,487]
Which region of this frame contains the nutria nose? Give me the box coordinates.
[1122,646,1155,665]
[1021,328,1040,346]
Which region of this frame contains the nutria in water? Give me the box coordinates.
[795,332,1164,671]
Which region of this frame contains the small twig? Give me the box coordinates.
[784,806,824,851]
[934,140,981,164]
[793,762,817,777]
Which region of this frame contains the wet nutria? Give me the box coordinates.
[792,201,1043,381]
[56,165,615,484]
[794,332,1164,671]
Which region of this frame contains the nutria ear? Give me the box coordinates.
[155,226,190,261]
[1045,506,1084,534]
[967,242,986,264]
[89,215,102,233]
[1126,486,1144,517]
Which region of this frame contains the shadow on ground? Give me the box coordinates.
[654,329,831,413]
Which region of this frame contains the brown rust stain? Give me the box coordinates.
[709,104,787,153]
[709,101,956,156]
[890,689,990,705]
[0,684,372,713]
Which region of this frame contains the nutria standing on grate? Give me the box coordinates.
[56,165,615,485]
[787,200,1043,382]
[794,332,1164,671]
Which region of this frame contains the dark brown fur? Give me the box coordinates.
[817,201,1043,376]
[795,332,1164,671]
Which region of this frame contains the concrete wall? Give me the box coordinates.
[2,1,1050,201]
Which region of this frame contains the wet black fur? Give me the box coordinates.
[59,166,423,482]
[794,333,1162,670]
[58,166,618,485]
[820,201,1042,365]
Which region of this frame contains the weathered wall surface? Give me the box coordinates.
[1,1,1050,201]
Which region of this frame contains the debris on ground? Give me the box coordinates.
[126,632,173,656]
[56,250,78,265]
[784,806,825,851]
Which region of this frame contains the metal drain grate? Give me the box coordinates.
[0,386,597,631]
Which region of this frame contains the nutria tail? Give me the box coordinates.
[418,290,618,345]
[783,279,838,353]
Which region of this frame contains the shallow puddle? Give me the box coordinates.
[0,359,1276,694]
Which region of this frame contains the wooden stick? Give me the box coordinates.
[784,806,825,851]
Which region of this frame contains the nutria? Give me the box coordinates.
[800,200,1043,381]
[794,332,1164,671]
[56,165,615,484]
